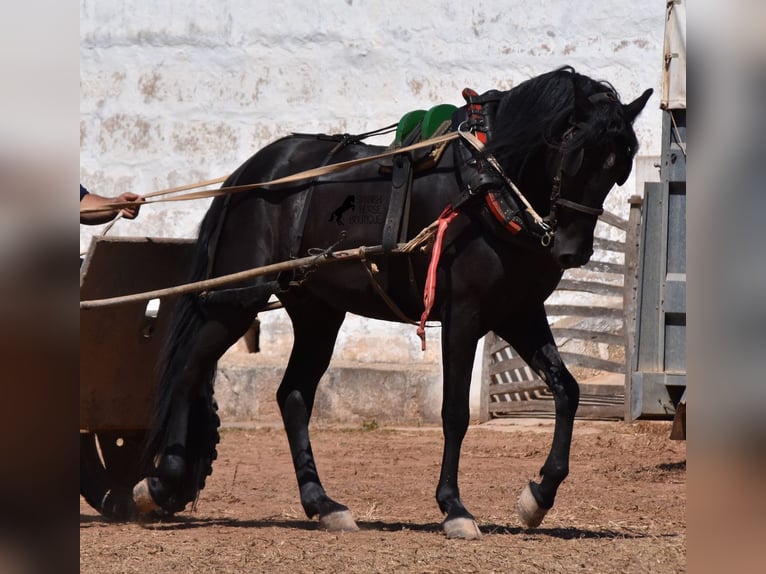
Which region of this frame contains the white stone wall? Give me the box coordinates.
[80,1,665,418]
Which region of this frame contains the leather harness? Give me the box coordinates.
[373,89,609,346]
[200,90,610,349]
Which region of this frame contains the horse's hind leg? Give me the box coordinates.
[277,294,357,531]
[495,307,580,528]
[135,301,258,514]
[163,303,255,463]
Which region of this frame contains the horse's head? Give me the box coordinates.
[547,84,653,269]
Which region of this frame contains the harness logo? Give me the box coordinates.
[349,194,385,225]
[329,195,356,225]
[329,194,386,225]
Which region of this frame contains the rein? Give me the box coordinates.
[79,127,547,229]
[79,132,461,214]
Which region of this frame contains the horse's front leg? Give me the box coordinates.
[495,308,579,528]
[436,316,483,539]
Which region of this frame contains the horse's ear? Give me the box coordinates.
[624,88,653,122]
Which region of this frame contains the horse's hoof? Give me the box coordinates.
[517,483,549,528]
[318,510,359,532]
[132,478,161,516]
[443,517,482,540]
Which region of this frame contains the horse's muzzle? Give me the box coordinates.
[554,249,593,269]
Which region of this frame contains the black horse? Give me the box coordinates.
[133,66,651,538]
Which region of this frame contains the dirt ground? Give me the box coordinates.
[80,419,686,573]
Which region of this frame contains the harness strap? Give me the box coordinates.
[484,191,523,235]
[384,129,419,251]
[555,197,604,217]
[292,134,356,257]
[417,206,460,351]
[199,281,280,306]
[458,128,553,246]
[546,173,604,229]
[358,249,417,325]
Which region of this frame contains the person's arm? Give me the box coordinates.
[80,191,143,225]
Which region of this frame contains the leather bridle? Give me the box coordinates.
[543,123,605,235]
[545,170,605,230]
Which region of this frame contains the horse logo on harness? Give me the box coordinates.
[329,194,356,225]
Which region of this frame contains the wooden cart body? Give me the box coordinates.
[80,236,198,518]
[80,236,196,431]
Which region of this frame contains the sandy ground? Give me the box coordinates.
[80,419,685,573]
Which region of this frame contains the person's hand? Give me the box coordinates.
[116,192,144,219]
[81,191,145,224]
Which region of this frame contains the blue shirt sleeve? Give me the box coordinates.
[80,184,89,201]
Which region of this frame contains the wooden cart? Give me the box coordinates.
[80,236,219,519]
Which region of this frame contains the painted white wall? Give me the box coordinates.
[80,0,665,416]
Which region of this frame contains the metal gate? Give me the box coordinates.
[627,0,687,422]
[484,205,641,421]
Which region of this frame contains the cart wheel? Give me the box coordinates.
[81,387,221,519]
[80,430,147,520]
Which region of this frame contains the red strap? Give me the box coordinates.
[462,87,488,143]
[417,207,460,351]
[485,193,522,234]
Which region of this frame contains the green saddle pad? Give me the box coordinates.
[394,109,426,145]
[421,104,457,139]
[394,103,457,145]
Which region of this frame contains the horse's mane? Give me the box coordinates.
[488,66,635,179]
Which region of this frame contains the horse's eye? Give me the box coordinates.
[603,153,616,170]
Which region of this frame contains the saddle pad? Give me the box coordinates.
[393,104,458,146]
[394,109,427,146]
[421,104,457,140]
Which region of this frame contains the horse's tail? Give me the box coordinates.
[140,196,229,512]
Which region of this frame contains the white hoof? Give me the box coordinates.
[443,517,482,540]
[517,483,549,528]
[318,510,359,532]
[132,479,160,515]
